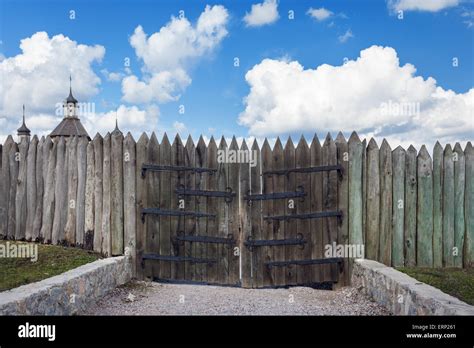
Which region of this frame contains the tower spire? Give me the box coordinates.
[112,109,122,135]
[17,104,31,140]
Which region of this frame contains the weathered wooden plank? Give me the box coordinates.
[76,137,88,247]
[93,134,103,253]
[15,138,29,240]
[0,136,14,238]
[7,141,19,240]
[404,145,417,267]
[310,135,323,284]
[240,139,252,288]
[84,140,95,250]
[32,137,44,241]
[379,139,392,266]
[284,138,296,285]
[348,132,363,246]
[261,139,274,287]
[272,138,286,286]
[40,138,55,243]
[362,138,367,247]
[135,133,148,280]
[206,137,219,283]
[322,134,337,283]
[453,143,465,268]
[196,136,209,282]
[111,130,124,255]
[185,136,197,281]
[228,136,240,286]
[123,133,136,275]
[217,137,229,284]
[25,136,38,240]
[417,145,433,267]
[52,137,67,244]
[7,141,19,239]
[171,134,184,280]
[101,133,112,256]
[335,132,349,286]
[432,142,444,268]
[443,144,455,267]
[159,134,171,279]
[64,137,78,246]
[464,142,474,268]
[392,146,405,267]
[147,133,160,279]
[296,136,311,284]
[365,138,380,261]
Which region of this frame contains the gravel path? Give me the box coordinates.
[84,281,390,315]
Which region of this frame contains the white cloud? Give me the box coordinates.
[243,0,279,27]
[462,9,474,28]
[122,70,191,104]
[173,121,188,133]
[307,7,334,21]
[338,29,354,43]
[0,31,104,115]
[388,0,460,12]
[101,68,124,82]
[0,31,105,139]
[83,104,160,138]
[238,45,474,148]
[122,5,229,104]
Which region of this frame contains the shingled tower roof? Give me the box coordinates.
[50,76,90,140]
[50,117,90,139]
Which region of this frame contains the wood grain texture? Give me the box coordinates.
[416,145,433,267]
[15,138,29,240]
[432,142,444,268]
[404,145,417,267]
[392,146,405,267]
[443,144,455,267]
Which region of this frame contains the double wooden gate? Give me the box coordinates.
[137,134,347,288]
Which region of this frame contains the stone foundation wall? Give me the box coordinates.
[351,259,474,315]
[0,256,131,315]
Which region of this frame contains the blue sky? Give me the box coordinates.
[0,0,473,148]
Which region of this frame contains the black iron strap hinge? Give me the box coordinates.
[263,210,343,222]
[175,185,236,203]
[244,233,306,251]
[142,253,217,265]
[141,208,216,223]
[141,164,217,178]
[265,257,344,269]
[244,186,306,203]
[175,233,235,246]
[263,164,343,178]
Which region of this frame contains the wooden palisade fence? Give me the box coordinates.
[0,132,472,287]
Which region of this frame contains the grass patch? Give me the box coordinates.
[397,267,474,306]
[0,241,100,292]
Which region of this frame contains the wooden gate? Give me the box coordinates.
[137,133,348,288]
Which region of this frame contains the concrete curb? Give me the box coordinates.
[351,259,474,315]
[0,256,132,315]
